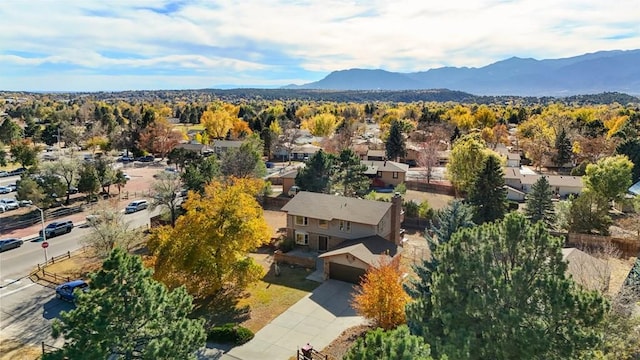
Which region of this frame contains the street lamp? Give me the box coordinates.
[32,205,47,263]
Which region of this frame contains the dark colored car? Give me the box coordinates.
[118,156,135,162]
[40,220,74,238]
[9,167,27,176]
[55,280,89,302]
[0,238,24,252]
[136,155,155,162]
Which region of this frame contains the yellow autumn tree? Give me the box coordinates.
[301,113,340,137]
[201,108,235,139]
[148,178,271,298]
[351,256,409,330]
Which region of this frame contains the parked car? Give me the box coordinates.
[118,156,135,162]
[66,186,79,194]
[40,220,74,238]
[9,167,27,176]
[0,171,8,177]
[7,183,17,192]
[55,280,89,302]
[136,155,155,162]
[0,199,19,210]
[288,185,301,197]
[0,186,11,194]
[125,200,148,214]
[122,173,131,180]
[0,238,24,252]
[0,204,6,212]
[18,199,33,207]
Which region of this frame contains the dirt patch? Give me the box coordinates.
[263,210,287,237]
[404,190,455,210]
[32,248,102,285]
[319,324,373,360]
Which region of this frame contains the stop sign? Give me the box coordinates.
[41,241,49,248]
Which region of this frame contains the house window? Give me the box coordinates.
[295,232,309,245]
[393,172,398,179]
[377,171,382,178]
[318,219,328,228]
[340,220,351,232]
[295,216,308,226]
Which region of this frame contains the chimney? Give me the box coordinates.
[390,192,403,246]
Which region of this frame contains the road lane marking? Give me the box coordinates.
[0,283,37,299]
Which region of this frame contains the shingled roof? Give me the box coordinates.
[319,235,400,266]
[281,191,391,225]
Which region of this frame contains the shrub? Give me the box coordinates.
[278,236,295,253]
[394,182,407,195]
[404,200,419,217]
[207,323,254,345]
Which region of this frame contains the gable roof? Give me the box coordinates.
[176,143,211,153]
[319,235,400,266]
[281,191,391,225]
[504,168,583,188]
[212,140,244,149]
[366,149,386,158]
[363,160,409,175]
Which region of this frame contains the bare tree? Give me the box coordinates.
[277,120,302,164]
[83,201,142,258]
[151,172,182,227]
[416,138,441,183]
[43,157,81,205]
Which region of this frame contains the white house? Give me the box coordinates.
[504,167,583,200]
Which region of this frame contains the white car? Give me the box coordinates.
[0,186,11,194]
[0,199,19,210]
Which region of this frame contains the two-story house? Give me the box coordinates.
[281,191,404,283]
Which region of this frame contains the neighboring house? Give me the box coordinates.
[366,149,386,161]
[175,142,213,155]
[279,168,299,195]
[273,143,321,161]
[211,140,244,156]
[494,145,521,168]
[363,160,409,187]
[504,168,583,200]
[562,248,610,292]
[281,192,404,283]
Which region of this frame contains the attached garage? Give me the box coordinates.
[329,263,366,284]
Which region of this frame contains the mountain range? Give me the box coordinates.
[286,49,640,96]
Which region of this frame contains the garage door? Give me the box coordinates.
[329,263,366,284]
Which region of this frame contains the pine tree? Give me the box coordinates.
[468,154,507,224]
[524,176,556,227]
[554,127,572,169]
[344,326,434,360]
[48,248,206,360]
[335,148,369,197]
[421,213,608,359]
[295,149,334,193]
[385,120,406,161]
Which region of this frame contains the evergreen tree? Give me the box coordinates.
[0,119,23,143]
[468,154,507,224]
[616,138,640,183]
[335,148,369,197]
[182,156,220,194]
[344,326,434,360]
[48,248,206,360]
[524,176,556,227]
[405,200,474,337]
[568,191,612,235]
[220,135,266,178]
[77,162,100,201]
[553,127,572,169]
[385,120,406,161]
[295,149,334,193]
[421,213,608,359]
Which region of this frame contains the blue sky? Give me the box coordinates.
[0,0,638,92]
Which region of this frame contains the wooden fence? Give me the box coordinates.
[405,180,456,196]
[274,251,316,269]
[36,251,72,270]
[403,217,431,230]
[566,233,640,258]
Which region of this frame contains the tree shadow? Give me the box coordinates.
[261,262,319,292]
[191,288,251,327]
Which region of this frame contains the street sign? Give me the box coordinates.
[41,242,49,249]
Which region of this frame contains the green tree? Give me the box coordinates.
[10,139,39,169]
[295,149,334,193]
[168,147,201,172]
[220,135,266,178]
[16,176,45,207]
[48,248,205,360]
[385,120,406,161]
[113,169,128,195]
[567,191,612,236]
[94,157,117,194]
[468,154,507,224]
[616,138,640,183]
[43,157,81,205]
[335,148,369,197]
[0,119,22,143]
[405,200,474,338]
[344,326,434,360]
[182,156,220,194]
[0,143,7,167]
[446,134,488,194]
[553,127,572,170]
[584,155,634,203]
[77,162,100,201]
[423,213,608,359]
[36,174,67,208]
[524,176,556,227]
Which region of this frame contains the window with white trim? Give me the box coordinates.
[295,232,309,245]
[340,220,351,232]
[393,172,398,179]
[318,219,328,228]
[295,216,308,226]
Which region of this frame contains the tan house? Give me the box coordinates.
[281,192,404,283]
[175,142,213,155]
[211,140,244,156]
[363,160,409,187]
[366,149,386,161]
[504,168,583,200]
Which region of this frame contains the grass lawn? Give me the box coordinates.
[0,339,41,360]
[174,124,205,132]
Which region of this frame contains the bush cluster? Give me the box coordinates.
[207,323,254,345]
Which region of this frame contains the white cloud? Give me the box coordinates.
[0,0,638,90]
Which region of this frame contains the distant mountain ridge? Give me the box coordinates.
[287,49,640,96]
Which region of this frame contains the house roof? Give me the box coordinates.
[292,144,321,153]
[213,140,244,149]
[319,235,399,266]
[504,168,583,188]
[363,160,409,175]
[279,169,299,179]
[281,191,392,225]
[366,149,386,158]
[176,143,211,152]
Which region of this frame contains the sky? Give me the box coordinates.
[0,0,638,92]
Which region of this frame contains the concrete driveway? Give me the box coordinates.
[224,280,366,360]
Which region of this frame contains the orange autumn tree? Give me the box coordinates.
[351,256,409,330]
[148,178,271,298]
